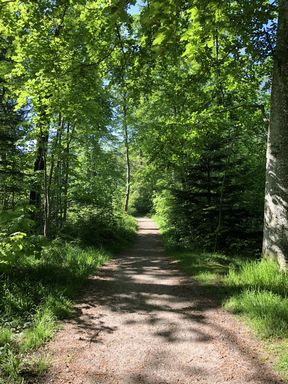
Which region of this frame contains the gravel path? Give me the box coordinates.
[41,218,285,384]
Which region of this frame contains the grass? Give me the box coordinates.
[0,327,13,345]
[0,242,111,383]
[170,250,234,284]
[20,308,56,351]
[224,260,288,337]
[162,237,288,379]
[225,259,287,295]
[0,211,137,382]
[223,259,288,378]
[20,355,50,376]
[224,290,288,338]
[153,214,288,377]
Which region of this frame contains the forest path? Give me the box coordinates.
[41,218,284,384]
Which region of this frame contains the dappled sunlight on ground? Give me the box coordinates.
[39,218,284,384]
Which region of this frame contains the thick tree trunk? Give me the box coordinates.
[262,1,288,270]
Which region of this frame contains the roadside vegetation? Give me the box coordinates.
[0,213,136,384]
[1,0,287,382]
[154,217,288,380]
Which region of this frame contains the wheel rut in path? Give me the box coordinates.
[41,218,285,384]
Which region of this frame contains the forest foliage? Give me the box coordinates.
[0,0,285,382]
[0,0,276,252]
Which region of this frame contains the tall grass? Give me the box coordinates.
[156,213,288,378]
[224,259,288,377]
[225,259,287,296]
[0,210,136,382]
[224,260,288,336]
[224,290,288,338]
[0,242,110,383]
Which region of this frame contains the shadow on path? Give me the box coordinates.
[42,218,285,384]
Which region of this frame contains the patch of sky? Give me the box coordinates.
[128,0,146,16]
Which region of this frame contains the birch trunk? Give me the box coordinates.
[262,0,288,270]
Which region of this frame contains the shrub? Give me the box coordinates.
[63,208,136,249]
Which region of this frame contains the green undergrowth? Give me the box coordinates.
[0,217,136,384]
[64,209,137,252]
[170,250,237,284]
[0,212,137,383]
[156,217,288,379]
[224,260,288,379]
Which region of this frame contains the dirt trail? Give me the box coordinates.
[41,218,284,384]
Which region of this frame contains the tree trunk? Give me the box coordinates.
[214,171,226,252]
[207,160,213,233]
[43,145,49,236]
[63,123,71,224]
[116,24,131,213]
[29,127,48,208]
[56,129,63,226]
[262,0,288,270]
[123,102,131,213]
[48,113,63,223]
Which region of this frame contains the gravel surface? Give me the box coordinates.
[40,218,285,384]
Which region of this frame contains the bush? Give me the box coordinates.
[64,207,136,249]
[0,232,27,265]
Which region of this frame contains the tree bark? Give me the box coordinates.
[123,101,131,213]
[262,0,288,270]
[63,122,71,224]
[56,128,63,226]
[29,127,48,208]
[43,143,49,236]
[116,24,131,213]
